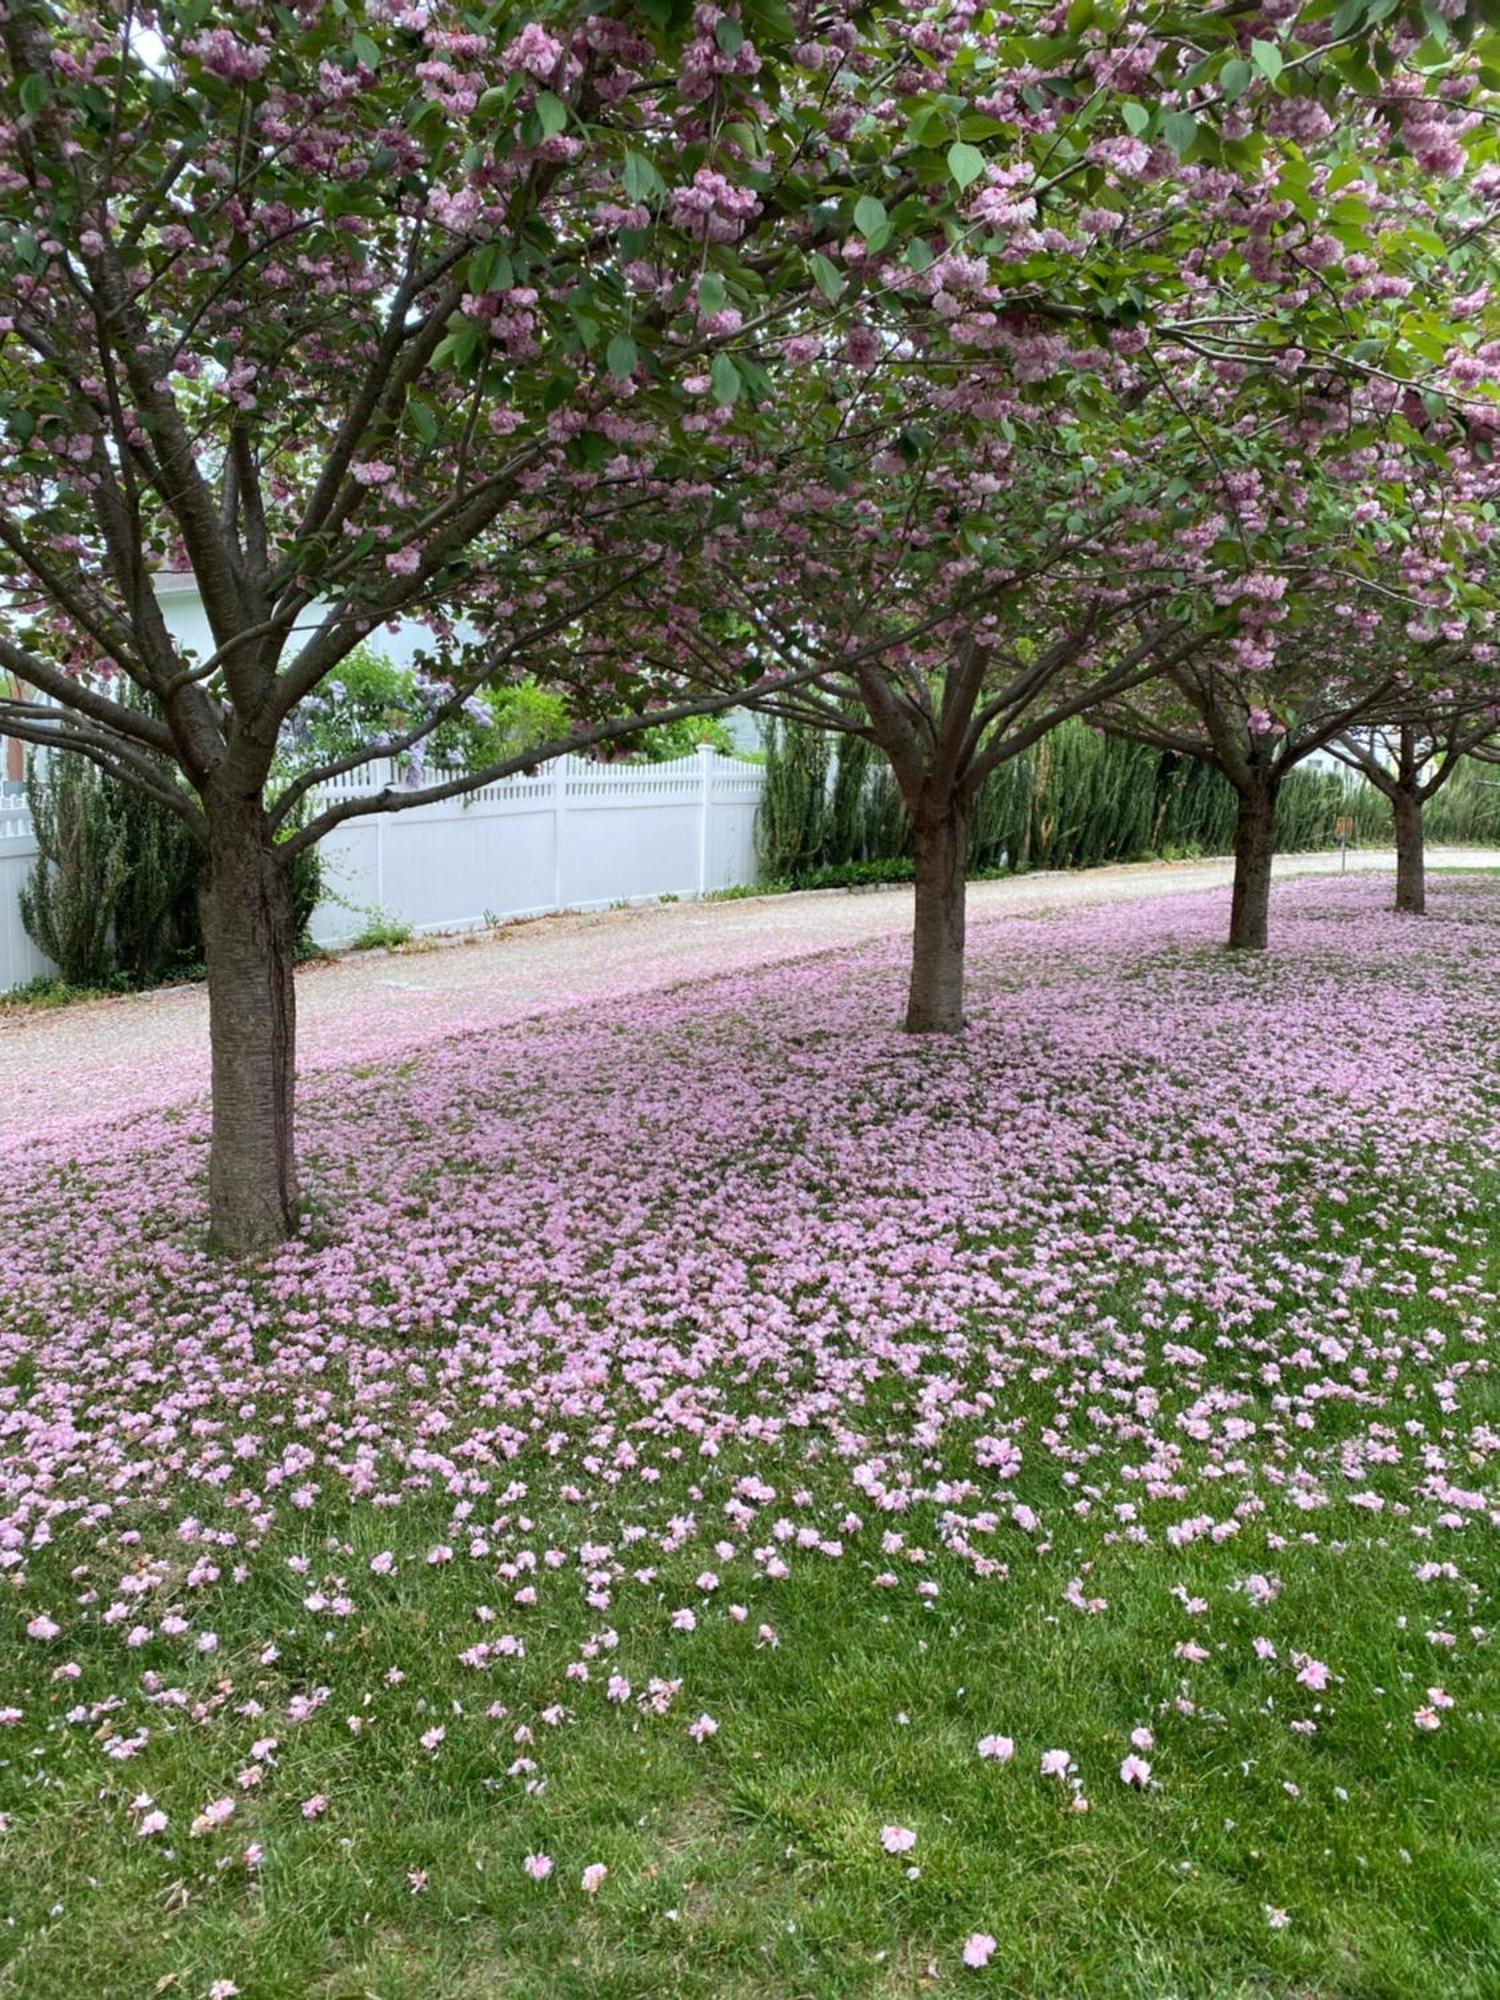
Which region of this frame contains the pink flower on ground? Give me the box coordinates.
[190,1797,236,1836]
[1130,1727,1154,1752]
[977,1734,1014,1763]
[581,1862,608,1894]
[1040,1749,1072,1779]
[301,1794,328,1819]
[963,1932,998,1968]
[1413,1706,1442,1732]
[524,1852,553,1881]
[1265,1906,1291,1930]
[880,1825,916,1854]
[25,1616,59,1642]
[688,1713,718,1742]
[1119,1755,1152,1788]
[138,1809,168,1837]
[408,1869,429,1894]
[208,1984,240,2000]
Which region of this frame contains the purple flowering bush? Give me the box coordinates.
[1,877,1497,1995]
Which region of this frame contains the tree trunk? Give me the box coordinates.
[1393,786,1425,915]
[906,801,967,1032]
[200,793,298,1253]
[1227,774,1278,951]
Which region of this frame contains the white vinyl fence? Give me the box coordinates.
[0,748,766,988]
[0,802,48,988]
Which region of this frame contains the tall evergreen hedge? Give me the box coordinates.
[755,717,1422,883]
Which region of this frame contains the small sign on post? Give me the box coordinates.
[1333,815,1354,872]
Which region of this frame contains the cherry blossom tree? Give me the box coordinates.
[1331,683,1500,912]
[0,0,839,1249]
[601,0,1500,1019]
[1096,579,1500,946]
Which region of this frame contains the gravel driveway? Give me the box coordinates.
[3,846,1495,1148]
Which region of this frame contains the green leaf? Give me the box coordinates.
[606,334,639,381]
[738,357,773,402]
[1162,111,1198,158]
[408,399,439,446]
[18,72,49,116]
[1121,101,1151,136]
[810,251,842,303]
[468,244,512,294]
[1220,58,1251,100]
[565,431,610,471]
[743,0,795,37]
[710,352,742,405]
[352,31,381,68]
[906,238,934,274]
[1251,39,1283,81]
[947,140,985,190]
[696,271,727,315]
[535,91,568,138]
[714,15,745,54]
[853,194,887,239]
[622,150,665,203]
[433,325,483,373]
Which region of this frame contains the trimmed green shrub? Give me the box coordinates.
[19,757,127,986]
[754,717,1403,884]
[755,721,830,878]
[20,754,322,991]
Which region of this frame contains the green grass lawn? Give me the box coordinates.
[1,879,1497,1998]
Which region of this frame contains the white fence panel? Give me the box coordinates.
[2,751,766,984]
[0,822,52,986]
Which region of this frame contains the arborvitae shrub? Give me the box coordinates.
[20,757,127,986]
[104,775,202,981]
[755,721,829,878]
[20,757,323,989]
[754,716,1401,885]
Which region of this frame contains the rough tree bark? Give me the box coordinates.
[1392,785,1425,916]
[200,791,298,1253]
[1227,772,1279,951]
[906,800,968,1032]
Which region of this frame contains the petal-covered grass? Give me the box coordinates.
[0,876,1497,1999]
